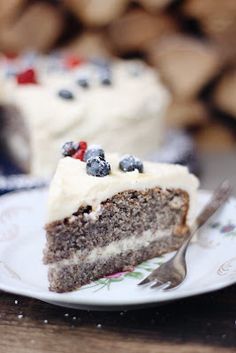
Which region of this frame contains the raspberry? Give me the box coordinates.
[72,141,87,161]
[72,149,85,161]
[16,68,37,85]
[64,55,83,69]
[4,52,18,60]
[62,140,87,160]
[79,141,87,151]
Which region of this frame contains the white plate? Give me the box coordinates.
[0,189,235,311]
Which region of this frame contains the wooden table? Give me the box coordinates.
[0,284,235,353]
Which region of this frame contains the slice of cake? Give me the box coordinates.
[44,143,199,293]
[0,53,169,176]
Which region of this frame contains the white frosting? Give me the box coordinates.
[47,153,199,223]
[0,57,170,176]
[50,229,169,269]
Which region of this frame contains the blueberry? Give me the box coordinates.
[61,141,78,157]
[101,76,112,85]
[133,158,144,173]
[92,58,110,69]
[119,155,143,173]
[77,78,89,89]
[86,156,111,177]
[58,89,74,100]
[100,69,112,86]
[84,145,105,162]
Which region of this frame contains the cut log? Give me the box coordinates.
[213,69,236,118]
[108,9,177,53]
[165,99,208,128]
[182,0,236,62]
[147,35,221,99]
[194,122,235,151]
[0,0,26,24]
[183,0,236,36]
[0,3,64,53]
[65,31,113,58]
[138,0,174,12]
[65,0,129,26]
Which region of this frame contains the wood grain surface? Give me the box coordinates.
[0,284,235,353]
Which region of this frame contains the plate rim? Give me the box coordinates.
[0,275,235,308]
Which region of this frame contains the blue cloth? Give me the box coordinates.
[0,152,47,196]
[0,152,22,175]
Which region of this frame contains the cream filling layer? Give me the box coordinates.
[49,229,172,270]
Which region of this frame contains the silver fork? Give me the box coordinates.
[138,180,232,290]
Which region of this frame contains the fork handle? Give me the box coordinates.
[175,180,232,259]
[195,180,232,229]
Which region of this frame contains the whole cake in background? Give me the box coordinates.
[44,142,199,293]
[0,53,170,177]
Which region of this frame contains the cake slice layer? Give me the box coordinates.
[48,234,187,293]
[44,187,189,264]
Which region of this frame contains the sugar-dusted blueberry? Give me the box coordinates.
[61,141,78,157]
[58,89,74,100]
[119,155,143,173]
[86,156,111,177]
[84,145,105,162]
[101,76,112,85]
[99,68,112,86]
[133,158,144,173]
[77,78,89,89]
[92,58,110,69]
[100,73,112,86]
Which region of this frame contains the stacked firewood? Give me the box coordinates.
[0,0,235,150]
